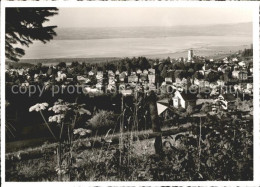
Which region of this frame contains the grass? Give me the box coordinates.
[5,123,191,158]
[5,122,192,181]
[5,117,253,181]
[5,130,188,181]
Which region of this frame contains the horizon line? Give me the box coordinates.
[50,22,252,29]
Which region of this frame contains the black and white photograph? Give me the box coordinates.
[1,1,259,184]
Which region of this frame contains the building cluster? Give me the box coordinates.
[6,50,253,116]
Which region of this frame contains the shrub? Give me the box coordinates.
[88,110,117,132]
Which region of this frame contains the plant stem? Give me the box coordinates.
[40,110,57,140]
[60,122,64,140]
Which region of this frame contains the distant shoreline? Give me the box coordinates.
[7,44,250,66]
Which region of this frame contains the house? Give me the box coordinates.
[119,72,127,82]
[250,67,253,73]
[96,71,103,78]
[223,72,230,82]
[88,71,94,76]
[204,81,210,87]
[238,71,248,81]
[121,89,133,96]
[193,78,201,86]
[157,98,169,115]
[148,74,156,84]
[165,77,173,84]
[198,70,205,76]
[148,68,155,74]
[232,58,238,62]
[217,80,225,87]
[215,93,236,110]
[172,90,197,109]
[202,64,210,71]
[107,70,114,77]
[232,70,240,79]
[135,84,143,92]
[115,70,120,75]
[218,65,224,72]
[119,84,126,93]
[131,71,137,76]
[247,83,253,91]
[21,82,29,88]
[223,57,229,64]
[107,84,116,92]
[66,77,74,82]
[148,83,157,91]
[238,61,246,68]
[136,69,142,74]
[175,78,182,84]
[143,70,149,74]
[210,82,218,89]
[139,73,148,82]
[108,77,116,85]
[181,78,187,85]
[96,83,103,91]
[128,75,138,83]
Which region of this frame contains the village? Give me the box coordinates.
[5,47,254,181]
[4,5,255,182]
[6,47,253,119]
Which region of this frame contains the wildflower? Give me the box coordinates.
[73,128,92,136]
[29,103,49,112]
[49,114,65,123]
[49,104,69,113]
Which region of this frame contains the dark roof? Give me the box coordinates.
[157,98,169,105]
[180,92,197,101]
[223,94,236,101]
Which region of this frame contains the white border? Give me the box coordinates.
[1,1,260,186]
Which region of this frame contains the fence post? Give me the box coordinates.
[148,91,163,155]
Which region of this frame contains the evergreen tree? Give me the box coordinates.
[6,8,58,62]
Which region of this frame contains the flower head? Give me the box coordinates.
[73,128,92,136]
[48,114,65,123]
[29,103,49,112]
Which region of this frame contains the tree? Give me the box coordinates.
[148,91,163,155]
[138,57,150,70]
[206,71,220,83]
[194,71,204,80]
[70,61,79,68]
[6,8,58,62]
[174,70,184,79]
[186,105,194,116]
[57,62,66,69]
[200,103,211,113]
[188,68,194,77]
[160,66,168,79]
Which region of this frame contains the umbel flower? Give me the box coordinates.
[48,104,69,113]
[49,114,65,123]
[73,128,92,136]
[29,103,49,112]
[29,102,56,140]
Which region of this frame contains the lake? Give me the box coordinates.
[20,25,252,59]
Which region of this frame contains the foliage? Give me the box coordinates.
[241,48,253,57]
[205,71,220,83]
[88,110,117,129]
[186,105,194,116]
[7,111,252,181]
[6,8,58,61]
[29,99,91,181]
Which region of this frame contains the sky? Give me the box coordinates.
[46,7,253,28]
